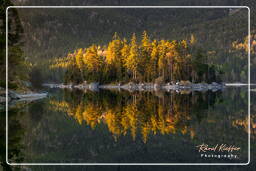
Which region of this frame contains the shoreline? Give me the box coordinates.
[0,88,48,105]
[43,82,226,92]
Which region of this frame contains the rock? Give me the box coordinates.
[89,82,99,91]
[192,83,208,91]
[18,92,48,99]
[8,90,20,99]
[179,80,192,86]
[128,82,135,89]
[138,83,145,90]
[211,82,219,86]
[201,83,208,87]
[82,81,88,85]
[0,96,6,103]
[154,83,160,90]
[43,81,225,92]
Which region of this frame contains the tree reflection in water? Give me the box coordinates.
[49,89,221,143]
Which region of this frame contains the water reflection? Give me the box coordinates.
[50,90,221,143]
[1,105,25,167]
[5,88,253,163]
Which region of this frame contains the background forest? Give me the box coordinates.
[3,0,254,89]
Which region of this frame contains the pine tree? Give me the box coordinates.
[82,45,103,81]
[158,40,168,80]
[75,48,84,71]
[141,31,152,81]
[149,40,159,81]
[121,38,130,81]
[106,33,123,81]
[125,33,139,80]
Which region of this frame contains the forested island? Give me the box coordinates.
[49,31,224,90]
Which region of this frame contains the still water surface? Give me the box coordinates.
[8,87,249,163]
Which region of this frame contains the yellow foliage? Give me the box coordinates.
[49,93,196,143]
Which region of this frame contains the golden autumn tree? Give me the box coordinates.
[50,32,218,84]
[106,32,124,81]
[75,48,85,80]
[158,40,169,80]
[121,38,130,80]
[83,45,102,72]
[148,40,159,81]
[141,31,152,81]
[125,33,140,80]
[82,45,103,81]
[165,40,176,81]
[75,48,85,70]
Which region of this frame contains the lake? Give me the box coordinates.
[7,87,250,164]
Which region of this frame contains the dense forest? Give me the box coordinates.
[51,32,222,84]
[0,0,30,91]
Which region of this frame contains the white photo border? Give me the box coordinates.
[6,6,251,166]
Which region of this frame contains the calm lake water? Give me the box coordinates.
[7,87,250,163]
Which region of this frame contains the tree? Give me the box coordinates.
[51,32,221,84]
[165,41,177,81]
[125,33,140,80]
[1,1,28,89]
[158,40,168,80]
[82,45,103,82]
[149,40,159,81]
[75,49,84,70]
[121,38,130,81]
[74,48,85,80]
[141,31,152,81]
[106,33,124,81]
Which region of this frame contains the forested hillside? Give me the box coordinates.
[11,0,256,83]
[1,0,29,90]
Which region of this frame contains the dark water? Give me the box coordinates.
[7,88,250,164]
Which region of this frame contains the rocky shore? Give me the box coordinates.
[43,81,225,92]
[0,87,48,104]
